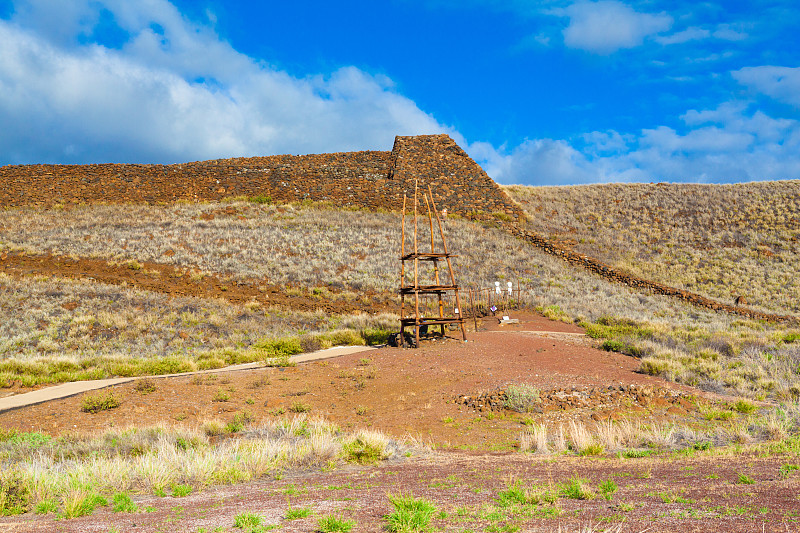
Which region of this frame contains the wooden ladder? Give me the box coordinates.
[399,182,467,347]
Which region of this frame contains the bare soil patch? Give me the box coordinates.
[0,312,709,448]
[0,312,795,532]
[0,250,394,315]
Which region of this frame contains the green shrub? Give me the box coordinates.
[140,356,196,375]
[0,471,30,516]
[619,449,654,459]
[289,401,310,413]
[285,505,312,520]
[342,437,386,464]
[112,492,138,513]
[318,514,355,532]
[255,337,303,357]
[234,511,263,529]
[133,378,157,394]
[212,389,231,402]
[361,328,392,345]
[782,331,800,344]
[504,383,540,412]
[559,477,594,500]
[62,491,107,518]
[34,498,58,515]
[495,481,529,507]
[601,339,625,352]
[81,392,120,413]
[226,411,255,433]
[249,195,273,204]
[384,492,437,532]
[170,484,192,497]
[579,443,605,456]
[733,399,756,414]
[598,480,618,500]
[6,431,52,448]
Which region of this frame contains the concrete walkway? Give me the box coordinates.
[0,345,376,413]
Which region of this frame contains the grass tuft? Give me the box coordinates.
[384,492,437,533]
[80,392,120,413]
[317,514,355,532]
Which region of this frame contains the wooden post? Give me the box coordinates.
[424,193,445,336]
[469,287,478,332]
[427,186,466,342]
[413,182,420,348]
[400,194,407,347]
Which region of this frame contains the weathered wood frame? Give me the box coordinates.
[399,183,467,347]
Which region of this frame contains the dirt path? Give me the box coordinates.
[0,346,376,413]
[0,312,712,447]
[0,250,396,314]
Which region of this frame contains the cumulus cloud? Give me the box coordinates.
[560,1,672,54]
[490,102,800,185]
[733,66,800,107]
[0,0,448,164]
[489,138,600,185]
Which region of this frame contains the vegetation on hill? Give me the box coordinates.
[0,199,799,399]
[505,181,800,315]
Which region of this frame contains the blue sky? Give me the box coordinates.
[1,0,799,185]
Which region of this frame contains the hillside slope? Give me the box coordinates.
[506,181,800,316]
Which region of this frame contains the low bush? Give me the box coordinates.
[318,514,355,533]
[0,471,30,516]
[504,383,540,412]
[80,392,120,413]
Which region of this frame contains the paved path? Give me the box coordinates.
[0,345,376,413]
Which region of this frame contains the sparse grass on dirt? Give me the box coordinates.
[7,201,800,401]
[0,272,395,387]
[0,415,402,518]
[581,314,800,400]
[518,405,800,456]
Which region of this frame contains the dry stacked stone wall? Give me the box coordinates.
[388,134,525,221]
[0,134,523,220]
[1,134,795,323]
[0,151,394,208]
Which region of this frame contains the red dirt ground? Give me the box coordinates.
[1,313,795,532]
[0,312,711,448]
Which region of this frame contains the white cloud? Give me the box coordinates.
[560,1,673,54]
[581,130,630,155]
[0,0,448,164]
[491,103,800,185]
[733,65,800,107]
[654,26,709,45]
[712,23,748,41]
[490,138,600,185]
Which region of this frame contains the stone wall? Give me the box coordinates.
[388,134,525,221]
[0,134,523,220]
[1,134,794,323]
[0,151,393,208]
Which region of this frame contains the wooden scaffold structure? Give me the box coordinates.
[398,182,467,347]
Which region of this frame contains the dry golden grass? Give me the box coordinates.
[0,272,396,386]
[506,180,800,315]
[2,200,800,399]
